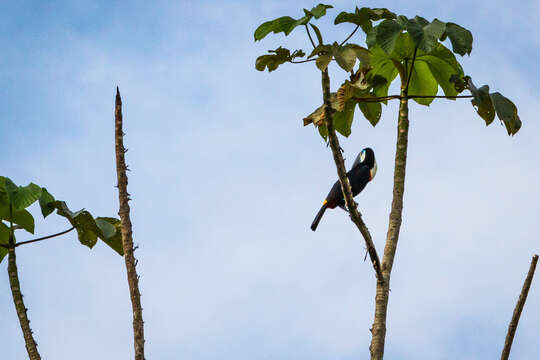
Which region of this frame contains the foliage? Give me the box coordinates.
[0,176,124,263]
[254,4,521,138]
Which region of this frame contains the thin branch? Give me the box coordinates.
[115,87,145,360]
[404,47,418,94]
[501,254,539,360]
[340,25,360,46]
[14,227,76,247]
[321,68,384,281]
[350,94,473,103]
[407,94,473,99]
[290,58,317,64]
[305,24,316,48]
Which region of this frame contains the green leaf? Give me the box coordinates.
[417,43,464,97]
[366,27,377,48]
[0,221,9,264]
[53,201,98,248]
[3,178,42,210]
[333,100,356,137]
[376,19,404,54]
[255,47,305,72]
[316,54,333,71]
[253,4,332,41]
[96,217,124,256]
[390,32,416,61]
[358,101,382,126]
[345,44,370,67]
[490,92,522,135]
[467,79,495,125]
[367,46,399,101]
[310,23,323,45]
[0,203,35,233]
[318,124,328,140]
[408,60,438,105]
[39,188,56,218]
[334,45,357,72]
[306,4,333,19]
[254,16,297,41]
[407,18,446,53]
[335,7,397,33]
[444,23,473,56]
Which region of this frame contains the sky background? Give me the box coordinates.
[1,0,539,359]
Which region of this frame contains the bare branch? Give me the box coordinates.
[305,24,316,48]
[501,254,539,360]
[340,25,360,46]
[321,68,384,281]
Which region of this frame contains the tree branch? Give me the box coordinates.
[14,227,75,247]
[340,25,360,46]
[501,254,539,360]
[290,58,317,64]
[320,68,383,281]
[7,205,41,359]
[350,94,473,103]
[115,87,145,360]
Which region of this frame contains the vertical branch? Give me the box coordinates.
[320,68,383,281]
[7,205,41,359]
[501,254,539,360]
[370,85,410,359]
[115,87,145,360]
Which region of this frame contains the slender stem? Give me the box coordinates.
[340,25,360,46]
[14,227,75,248]
[320,68,383,281]
[115,87,145,360]
[501,254,539,360]
[404,47,418,94]
[305,24,316,48]
[370,88,410,360]
[350,94,473,103]
[7,205,41,359]
[290,59,317,64]
[407,94,473,99]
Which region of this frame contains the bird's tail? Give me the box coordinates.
[310,203,328,231]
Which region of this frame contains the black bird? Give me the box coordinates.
[310,147,377,231]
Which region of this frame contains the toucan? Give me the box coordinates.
[310,147,377,231]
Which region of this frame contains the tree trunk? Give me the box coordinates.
[8,247,41,360]
[370,90,409,359]
[114,87,145,360]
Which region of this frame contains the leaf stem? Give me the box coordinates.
[13,227,76,248]
[404,47,418,94]
[340,25,360,46]
[290,58,317,64]
[350,94,473,103]
[305,24,316,48]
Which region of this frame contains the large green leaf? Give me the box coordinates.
[390,32,416,61]
[39,188,56,218]
[0,204,35,233]
[254,4,332,41]
[443,23,473,56]
[333,100,356,137]
[255,47,305,72]
[490,92,522,135]
[3,178,42,210]
[408,60,438,105]
[376,19,404,54]
[95,217,124,256]
[0,221,9,263]
[334,45,357,72]
[417,44,464,97]
[406,18,446,53]
[367,46,399,101]
[359,101,382,126]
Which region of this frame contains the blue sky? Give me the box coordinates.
[1,1,539,359]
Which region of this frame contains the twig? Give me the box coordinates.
[305,24,316,48]
[14,227,76,247]
[350,94,473,103]
[340,25,360,46]
[321,68,383,281]
[404,47,418,94]
[501,254,539,360]
[115,87,145,360]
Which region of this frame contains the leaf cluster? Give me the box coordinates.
[253,4,521,139]
[0,176,123,263]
